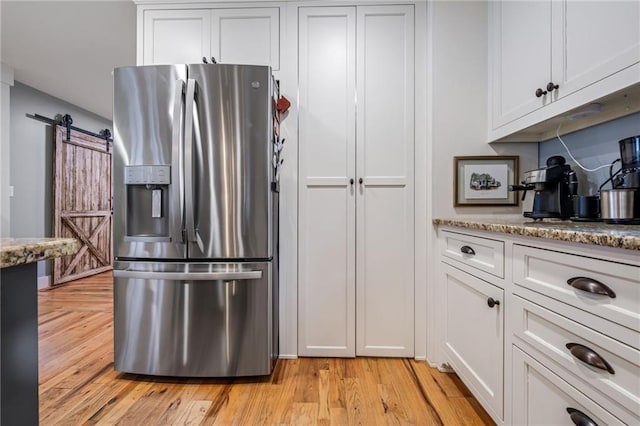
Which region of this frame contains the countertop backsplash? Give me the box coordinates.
[538,112,640,196]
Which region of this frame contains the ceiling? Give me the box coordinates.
[1,1,137,120]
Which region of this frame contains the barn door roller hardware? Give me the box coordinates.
[26,113,113,147]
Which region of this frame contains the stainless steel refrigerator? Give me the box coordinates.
[112,64,280,377]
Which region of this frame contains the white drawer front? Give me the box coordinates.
[513,244,640,331]
[441,231,504,278]
[513,346,626,426]
[513,295,640,416]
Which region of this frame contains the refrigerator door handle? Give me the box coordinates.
[171,79,185,244]
[184,78,198,246]
[113,270,263,281]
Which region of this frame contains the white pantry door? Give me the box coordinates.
[298,5,415,358]
[298,7,357,357]
[355,5,414,357]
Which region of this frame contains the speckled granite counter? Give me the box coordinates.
[433,218,640,251]
[0,237,79,425]
[0,237,79,268]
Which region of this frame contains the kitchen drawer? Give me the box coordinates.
[512,346,626,426]
[513,295,640,417]
[513,244,640,331]
[441,230,504,278]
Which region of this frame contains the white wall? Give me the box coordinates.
[425,0,538,364]
[9,82,111,280]
[0,63,14,237]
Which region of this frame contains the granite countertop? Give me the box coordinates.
[433,218,640,251]
[0,238,80,268]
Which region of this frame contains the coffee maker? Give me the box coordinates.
[510,155,577,220]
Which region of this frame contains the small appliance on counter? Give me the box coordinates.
[509,155,577,220]
[599,135,640,224]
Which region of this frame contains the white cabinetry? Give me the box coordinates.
[437,225,640,426]
[512,245,640,425]
[512,347,626,426]
[441,263,503,421]
[139,6,280,69]
[439,230,505,422]
[298,5,414,358]
[489,0,640,141]
[142,9,211,65]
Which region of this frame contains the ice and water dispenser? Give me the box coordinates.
[124,165,171,240]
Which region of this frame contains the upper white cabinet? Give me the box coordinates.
[298,5,415,358]
[211,8,279,69]
[489,0,640,141]
[139,6,280,70]
[142,9,211,65]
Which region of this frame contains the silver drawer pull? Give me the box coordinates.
[566,408,598,426]
[460,245,475,256]
[565,343,615,374]
[567,277,616,298]
[113,270,263,281]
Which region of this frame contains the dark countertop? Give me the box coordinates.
[433,218,640,251]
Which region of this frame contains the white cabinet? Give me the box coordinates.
[489,0,640,140]
[298,5,415,358]
[142,9,211,65]
[512,347,626,426]
[436,225,640,425]
[139,7,280,69]
[441,263,504,422]
[211,8,279,69]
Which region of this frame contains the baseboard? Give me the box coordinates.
[38,275,51,289]
[278,354,298,360]
[414,355,427,362]
[437,363,454,373]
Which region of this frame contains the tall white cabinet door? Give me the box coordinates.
[298,7,357,357]
[552,1,640,100]
[211,8,280,70]
[490,1,552,128]
[355,5,414,357]
[142,10,211,65]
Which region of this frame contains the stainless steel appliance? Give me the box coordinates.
[600,189,640,224]
[112,64,280,377]
[613,135,640,189]
[509,155,577,220]
[598,135,640,224]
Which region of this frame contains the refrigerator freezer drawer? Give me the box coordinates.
[114,262,274,377]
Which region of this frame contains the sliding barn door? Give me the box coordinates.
[52,126,112,285]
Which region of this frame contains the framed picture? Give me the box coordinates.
[454,156,519,206]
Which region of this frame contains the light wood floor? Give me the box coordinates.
[38,272,494,425]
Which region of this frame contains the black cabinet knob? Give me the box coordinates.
[359,177,363,184]
[546,82,559,92]
[535,88,547,98]
[350,178,354,185]
[487,297,500,308]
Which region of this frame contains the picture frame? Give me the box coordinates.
[454,156,519,206]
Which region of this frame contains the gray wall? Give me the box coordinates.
[539,112,640,195]
[9,81,111,277]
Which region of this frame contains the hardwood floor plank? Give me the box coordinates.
[38,272,494,426]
